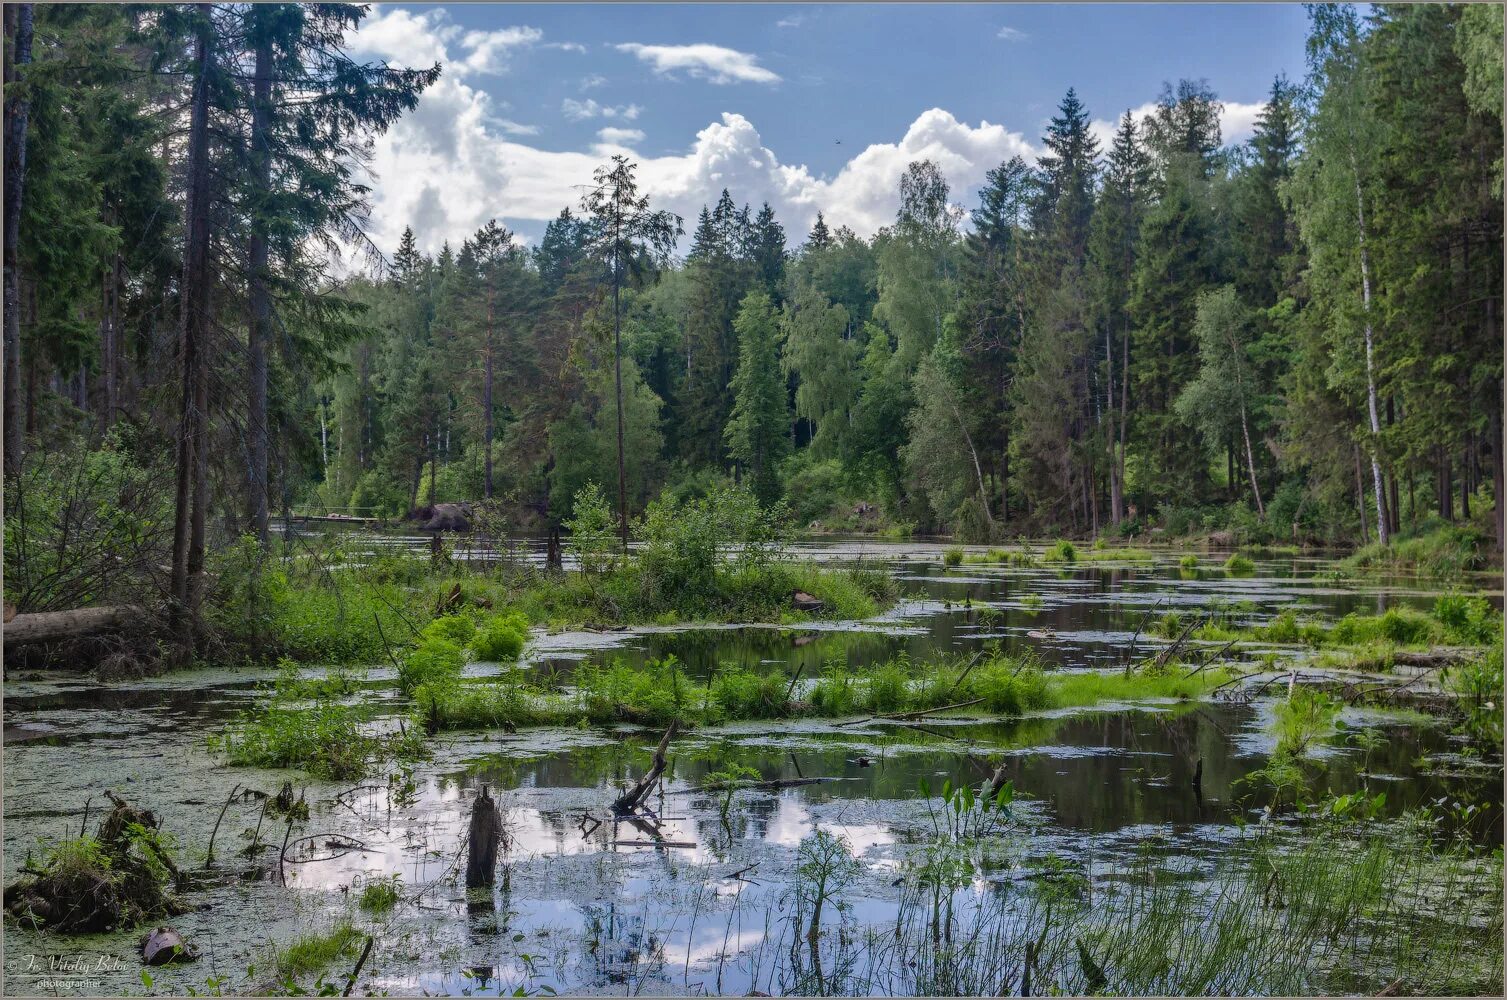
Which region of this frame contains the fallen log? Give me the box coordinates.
[838,697,985,728]
[611,721,679,814]
[2,605,146,646]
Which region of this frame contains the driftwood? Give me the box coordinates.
[466,786,503,888]
[838,697,985,728]
[611,721,679,814]
[2,605,146,645]
[686,776,836,794]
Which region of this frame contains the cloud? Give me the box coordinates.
[561,98,642,121]
[347,9,544,77]
[997,27,1027,41]
[596,126,646,146]
[1089,99,1270,153]
[543,41,587,53]
[579,73,607,90]
[615,42,781,85]
[776,15,805,29]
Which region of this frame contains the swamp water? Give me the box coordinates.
[3,543,1502,995]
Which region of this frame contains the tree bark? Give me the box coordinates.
[3,605,147,646]
[465,786,502,889]
[3,2,33,479]
[613,259,629,549]
[246,18,272,546]
[1351,157,1388,545]
[170,5,216,649]
[611,721,678,814]
[483,278,494,499]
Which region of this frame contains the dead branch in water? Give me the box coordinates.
[611,721,679,814]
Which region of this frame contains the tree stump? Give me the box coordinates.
[466,786,502,889]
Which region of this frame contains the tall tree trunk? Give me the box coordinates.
[1105,324,1122,525]
[1239,401,1264,516]
[1351,156,1388,545]
[246,20,272,545]
[483,278,494,499]
[1353,444,1369,545]
[613,261,629,549]
[171,5,215,649]
[3,2,33,478]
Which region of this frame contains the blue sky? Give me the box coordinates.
[344,3,1314,256]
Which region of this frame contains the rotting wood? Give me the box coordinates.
[3,605,146,645]
[466,785,503,888]
[341,934,375,997]
[611,721,678,814]
[838,697,985,728]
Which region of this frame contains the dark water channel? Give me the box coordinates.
[2,541,1501,996]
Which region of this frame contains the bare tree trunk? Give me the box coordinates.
[246,19,272,545]
[483,279,494,498]
[171,5,215,649]
[3,3,33,478]
[1105,325,1122,525]
[946,395,993,533]
[1353,444,1369,544]
[1239,402,1264,516]
[613,268,629,549]
[1351,158,1388,545]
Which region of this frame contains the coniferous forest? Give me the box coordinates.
[3,5,1506,997]
[4,4,1504,600]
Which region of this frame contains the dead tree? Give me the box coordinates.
[611,721,678,814]
[465,785,502,889]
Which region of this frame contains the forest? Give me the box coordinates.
[3,3,1504,634]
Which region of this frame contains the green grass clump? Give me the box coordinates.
[213,666,423,779]
[1044,539,1077,562]
[398,636,465,693]
[710,667,792,720]
[1272,687,1341,756]
[1179,554,1200,570]
[1432,594,1502,645]
[1047,668,1231,707]
[577,658,696,727]
[942,547,965,567]
[422,613,476,644]
[274,923,363,978]
[1224,552,1257,575]
[1080,546,1155,563]
[971,660,1051,713]
[1340,523,1487,578]
[470,610,530,661]
[357,874,402,914]
[1330,606,1438,647]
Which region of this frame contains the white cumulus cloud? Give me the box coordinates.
[1089,100,1271,154]
[596,126,646,146]
[348,9,545,77]
[997,27,1028,41]
[615,42,781,85]
[562,98,643,121]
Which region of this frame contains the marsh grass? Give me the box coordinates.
[273,922,363,978]
[754,811,1502,997]
[420,652,1232,732]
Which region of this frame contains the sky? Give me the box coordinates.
[342,3,1314,259]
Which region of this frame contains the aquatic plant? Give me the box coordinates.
[398,635,465,693]
[942,546,965,566]
[357,874,402,914]
[470,610,530,661]
[1340,522,1487,578]
[273,922,363,978]
[421,613,476,644]
[1224,552,1257,575]
[1272,687,1341,756]
[1045,539,1077,562]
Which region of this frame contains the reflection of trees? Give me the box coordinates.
[580,900,665,988]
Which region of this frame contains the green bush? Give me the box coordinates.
[1330,607,1438,647]
[471,611,530,662]
[943,547,965,567]
[1045,539,1077,562]
[971,660,1051,714]
[1179,554,1200,570]
[711,668,791,720]
[422,614,476,644]
[1432,594,1501,645]
[399,636,464,693]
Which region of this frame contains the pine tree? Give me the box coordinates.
[581,154,681,545]
[806,212,832,251]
